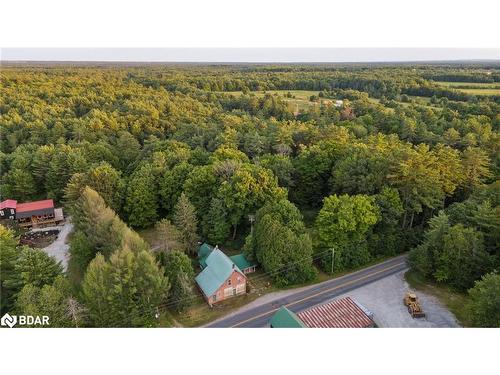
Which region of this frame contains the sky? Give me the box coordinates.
[2,48,499,63]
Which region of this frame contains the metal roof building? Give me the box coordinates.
[270,306,306,328]
[15,199,54,219]
[195,248,245,298]
[297,297,375,328]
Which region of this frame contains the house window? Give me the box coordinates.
[228,279,231,286]
[212,295,217,302]
[0,211,4,216]
[10,209,14,215]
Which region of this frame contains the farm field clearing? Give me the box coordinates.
[453,88,500,96]
[435,81,500,88]
[218,89,327,112]
[434,81,500,95]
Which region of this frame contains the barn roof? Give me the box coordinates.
[195,248,244,297]
[270,306,305,328]
[0,200,17,210]
[16,199,54,213]
[297,297,374,328]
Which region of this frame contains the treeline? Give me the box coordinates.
[0,187,197,326]
[1,64,499,326]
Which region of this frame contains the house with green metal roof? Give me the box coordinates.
[270,306,305,328]
[195,248,247,306]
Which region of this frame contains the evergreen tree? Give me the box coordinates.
[173,193,200,255]
[157,250,194,312]
[206,197,231,244]
[0,225,19,313]
[124,164,158,228]
[2,246,63,307]
[154,218,185,252]
[82,248,169,327]
[15,276,85,327]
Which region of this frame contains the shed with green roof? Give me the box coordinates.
[270,306,306,328]
[230,254,257,274]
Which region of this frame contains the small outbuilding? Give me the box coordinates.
[230,254,257,274]
[270,306,305,328]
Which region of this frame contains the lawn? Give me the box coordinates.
[166,269,276,327]
[404,270,471,327]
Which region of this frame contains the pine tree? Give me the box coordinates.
[173,193,200,255]
[81,253,113,327]
[82,248,169,327]
[124,164,158,228]
[0,225,20,313]
[157,250,194,312]
[154,219,184,252]
[206,197,231,244]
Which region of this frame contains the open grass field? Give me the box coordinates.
[435,81,500,88]
[434,81,500,96]
[453,88,500,96]
[219,89,324,112]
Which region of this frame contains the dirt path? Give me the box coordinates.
[39,218,73,271]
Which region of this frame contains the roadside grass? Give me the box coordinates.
[404,269,471,327]
[167,269,276,327]
[169,253,404,327]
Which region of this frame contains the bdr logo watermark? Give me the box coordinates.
[1,313,50,328]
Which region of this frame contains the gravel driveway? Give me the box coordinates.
[332,270,460,327]
[36,219,73,271]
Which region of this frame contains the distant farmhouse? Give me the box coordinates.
[195,243,256,306]
[270,297,375,328]
[0,199,64,228]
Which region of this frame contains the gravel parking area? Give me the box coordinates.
[38,219,73,271]
[332,270,460,327]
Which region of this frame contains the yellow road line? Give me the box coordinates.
[231,261,407,327]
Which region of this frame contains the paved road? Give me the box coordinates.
[206,254,408,328]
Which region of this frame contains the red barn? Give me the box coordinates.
[0,199,64,228]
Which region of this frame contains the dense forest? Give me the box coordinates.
[1,63,499,327]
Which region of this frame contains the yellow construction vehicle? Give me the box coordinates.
[404,292,426,318]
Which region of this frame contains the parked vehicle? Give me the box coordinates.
[404,292,426,318]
